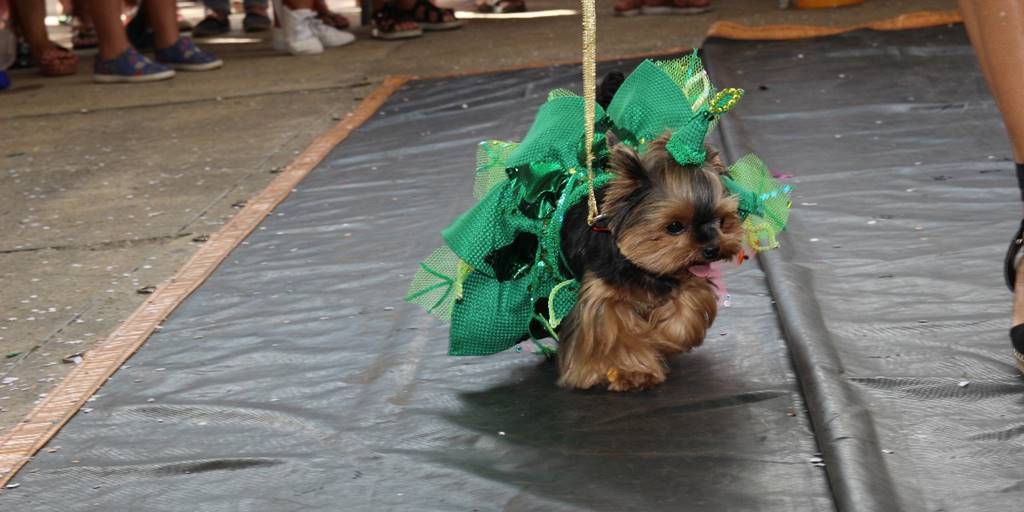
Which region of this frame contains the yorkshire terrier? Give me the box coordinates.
[555,73,745,391]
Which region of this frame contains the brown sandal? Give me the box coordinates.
[38,44,79,77]
[372,4,423,40]
[404,0,462,31]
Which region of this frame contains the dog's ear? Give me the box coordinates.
[605,130,621,148]
[602,144,651,229]
[609,144,648,186]
[703,144,728,175]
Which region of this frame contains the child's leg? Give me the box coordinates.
[144,0,180,48]
[87,0,132,59]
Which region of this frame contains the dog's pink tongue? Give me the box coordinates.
[688,263,729,306]
[688,264,714,278]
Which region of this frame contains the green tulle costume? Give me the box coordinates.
[405,52,794,356]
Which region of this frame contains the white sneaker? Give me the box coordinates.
[307,17,355,48]
[271,1,324,55]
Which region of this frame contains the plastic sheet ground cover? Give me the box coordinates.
[0,61,830,511]
[706,26,1024,512]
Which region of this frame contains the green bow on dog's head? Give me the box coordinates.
[605,51,744,167]
[665,86,744,165]
[604,52,791,252]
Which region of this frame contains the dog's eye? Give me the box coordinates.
[718,217,725,228]
[666,221,687,235]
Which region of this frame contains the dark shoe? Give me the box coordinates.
[1005,218,1024,292]
[13,39,33,69]
[1010,324,1024,374]
[192,14,231,38]
[243,12,272,32]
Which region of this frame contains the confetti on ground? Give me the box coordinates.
[61,354,84,365]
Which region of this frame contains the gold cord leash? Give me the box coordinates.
[581,0,599,226]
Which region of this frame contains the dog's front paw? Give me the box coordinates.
[606,367,665,392]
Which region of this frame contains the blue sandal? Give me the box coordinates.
[155,36,223,71]
[93,47,175,83]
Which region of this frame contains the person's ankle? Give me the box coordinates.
[28,38,52,60]
[153,35,180,50]
[98,43,130,61]
[207,9,229,20]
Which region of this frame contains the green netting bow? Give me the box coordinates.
[606,51,744,166]
[724,154,794,251]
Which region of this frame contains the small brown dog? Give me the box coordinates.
[557,135,745,391]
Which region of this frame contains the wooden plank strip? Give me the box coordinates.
[707,10,962,41]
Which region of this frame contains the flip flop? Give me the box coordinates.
[38,44,78,77]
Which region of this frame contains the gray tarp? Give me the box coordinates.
[3,25,1021,512]
[707,25,1024,512]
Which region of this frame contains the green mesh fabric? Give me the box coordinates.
[656,53,711,111]
[407,52,792,357]
[474,140,518,199]
[507,95,604,171]
[407,89,614,356]
[724,154,794,252]
[442,182,523,275]
[405,245,462,321]
[607,52,744,166]
[547,88,578,100]
[606,60,692,152]
[449,271,533,355]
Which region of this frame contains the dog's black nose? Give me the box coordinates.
[702,246,720,260]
